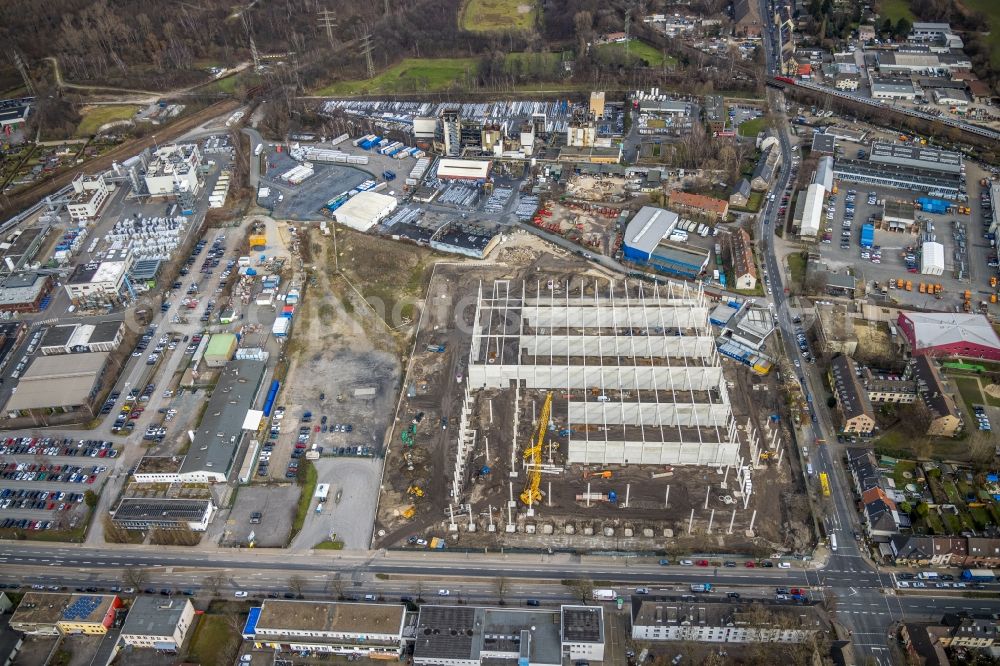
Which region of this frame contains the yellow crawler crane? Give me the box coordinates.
[520,392,553,506]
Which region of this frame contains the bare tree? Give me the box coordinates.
[288,575,306,597]
[327,574,346,600]
[123,566,149,590]
[203,572,226,597]
[495,577,509,605]
[414,579,425,603]
[568,579,594,604]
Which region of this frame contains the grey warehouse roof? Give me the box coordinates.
[869,142,963,174]
[120,596,191,637]
[624,206,679,255]
[179,359,266,477]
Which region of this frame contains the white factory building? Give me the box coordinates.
[465,280,742,467]
[798,183,826,239]
[436,158,492,182]
[333,191,398,232]
[66,173,114,222]
[144,144,202,196]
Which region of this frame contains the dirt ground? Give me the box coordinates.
[565,175,630,204]
[373,260,807,557]
[529,200,624,256]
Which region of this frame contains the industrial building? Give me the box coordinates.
[897,312,1000,361]
[0,271,52,313]
[567,120,598,148]
[429,220,504,259]
[203,333,238,368]
[120,597,195,652]
[811,132,836,156]
[868,142,963,175]
[467,280,743,467]
[40,320,124,355]
[413,605,604,666]
[0,97,31,128]
[704,95,727,133]
[437,158,491,182]
[630,597,825,643]
[10,593,121,636]
[814,156,834,191]
[178,359,266,482]
[883,200,916,229]
[556,145,623,164]
[4,352,109,419]
[333,191,398,232]
[143,144,202,197]
[622,208,710,278]
[870,78,918,100]
[832,159,962,197]
[242,600,407,659]
[111,498,217,532]
[66,173,114,222]
[798,183,826,239]
[64,248,135,303]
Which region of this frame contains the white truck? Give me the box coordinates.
[592,589,617,601]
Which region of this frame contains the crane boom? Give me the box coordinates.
[520,392,552,506]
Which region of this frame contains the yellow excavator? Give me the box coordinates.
[520,392,552,506]
[407,485,424,498]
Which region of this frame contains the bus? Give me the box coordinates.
[819,472,831,497]
[830,534,838,552]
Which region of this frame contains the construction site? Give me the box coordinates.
[375,263,804,556]
[526,199,626,257]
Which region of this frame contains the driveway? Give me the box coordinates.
[291,457,381,550]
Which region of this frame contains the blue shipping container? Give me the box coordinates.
[860,224,875,248]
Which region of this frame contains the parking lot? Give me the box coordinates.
[217,484,299,547]
[290,457,381,550]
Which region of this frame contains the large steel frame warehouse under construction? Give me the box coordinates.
[465,279,742,467]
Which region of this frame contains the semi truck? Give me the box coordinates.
[961,569,996,582]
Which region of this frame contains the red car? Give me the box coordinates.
[696,559,709,567]
[745,561,756,568]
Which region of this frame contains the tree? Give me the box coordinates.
[414,579,425,603]
[83,490,99,509]
[894,18,912,40]
[203,572,226,597]
[915,501,930,517]
[899,501,913,515]
[328,574,346,600]
[495,577,509,605]
[880,18,893,36]
[288,575,306,598]
[568,579,594,604]
[123,566,149,590]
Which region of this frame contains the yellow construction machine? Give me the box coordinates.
[520,392,552,506]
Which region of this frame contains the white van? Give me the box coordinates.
[807,463,815,476]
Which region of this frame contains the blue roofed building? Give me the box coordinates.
[622,206,709,279]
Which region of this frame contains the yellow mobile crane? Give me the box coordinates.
[520,392,553,506]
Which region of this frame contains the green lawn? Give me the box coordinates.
[75,105,138,137]
[595,39,676,68]
[891,459,918,489]
[962,0,1000,67]
[461,0,537,32]
[289,460,318,542]
[878,0,915,24]
[315,58,479,95]
[951,375,986,420]
[738,116,767,138]
[187,615,239,666]
[787,252,807,287]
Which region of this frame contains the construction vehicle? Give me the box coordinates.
[896,278,904,289]
[905,280,912,291]
[520,392,553,506]
[964,290,973,300]
[401,424,417,447]
[991,276,998,288]
[407,485,424,498]
[583,470,612,479]
[919,283,926,294]
[400,506,416,519]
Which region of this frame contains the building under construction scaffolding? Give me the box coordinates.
[466,279,741,467]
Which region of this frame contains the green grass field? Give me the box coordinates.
[963,0,1000,67]
[951,375,987,419]
[315,58,479,95]
[878,0,915,24]
[75,105,138,137]
[738,116,767,137]
[595,39,676,68]
[187,615,238,666]
[461,0,537,32]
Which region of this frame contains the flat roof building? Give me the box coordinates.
[67,173,114,222]
[40,320,124,355]
[0,271,52,313]
[4,352,109,418]
[430,220,504,259]
[811,132,836,155]
[178,359,266,482]
[64,248,134,303]
[413,605,605,666]
[144,144,202,197]
[871,78,917,100]
[10,593,121,636]
[111,498,216,532]
[799,183,826,239]
[833,159,962,196]
[897,312,1000,361]
[120,597,195,652]
[705,95,726,133]
[204,333,238,368]
[436,158,492,182]
[631,597,825,643]
[869,142,963,174]
[333,191,398,232]
[243,600,407,659]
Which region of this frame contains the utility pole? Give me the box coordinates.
[317,8,338,48]
[12,50,35,96]
[360,30,375,80]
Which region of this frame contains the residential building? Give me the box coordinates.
[667,191,729,220]
[846,448,881,495]
[730,228,757,290]
[900,623,951,666]
[729,179,751,208]
[750,147,779,191]
[120,597,195,651]
[412,605,604,666]
[890,535,934,566]
[965,538,1000,568]
[111,497,217,532]
[912,356,962,438]
[829,356,876,436]
[931,537,968,566]
[897,312,1000,361]
[10,594,121,636]
[732,0,762,37]
[143,144,202,197]
[66,173,113,222]
[862,369,917,404]
[630,598,825,643]
[0,271,52,313]
[244,600,407,659]
[861,486,901,538]
[940,614,1000,648]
